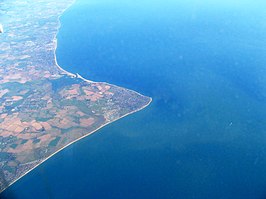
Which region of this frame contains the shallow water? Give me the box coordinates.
[3,0,266,198]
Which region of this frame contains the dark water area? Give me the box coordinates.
[3,0,266,198]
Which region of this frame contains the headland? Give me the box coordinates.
[0,0,151,193]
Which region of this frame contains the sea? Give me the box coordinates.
[2,0,266,198]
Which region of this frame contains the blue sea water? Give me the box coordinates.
[2,0,266,198]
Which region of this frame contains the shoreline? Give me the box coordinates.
[2,97,152,193]
[54,1,151,101]
[53,0,77,78]
[2,0,152,193]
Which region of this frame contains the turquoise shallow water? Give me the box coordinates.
[2,0,266,198]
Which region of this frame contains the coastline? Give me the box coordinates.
[2,0,152,193]
[54,1,151,101]
[53,0,77,78]
[2,97,152,193]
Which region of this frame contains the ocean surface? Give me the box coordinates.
[2,0,266,198]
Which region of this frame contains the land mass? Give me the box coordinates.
[0,0,151,193]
